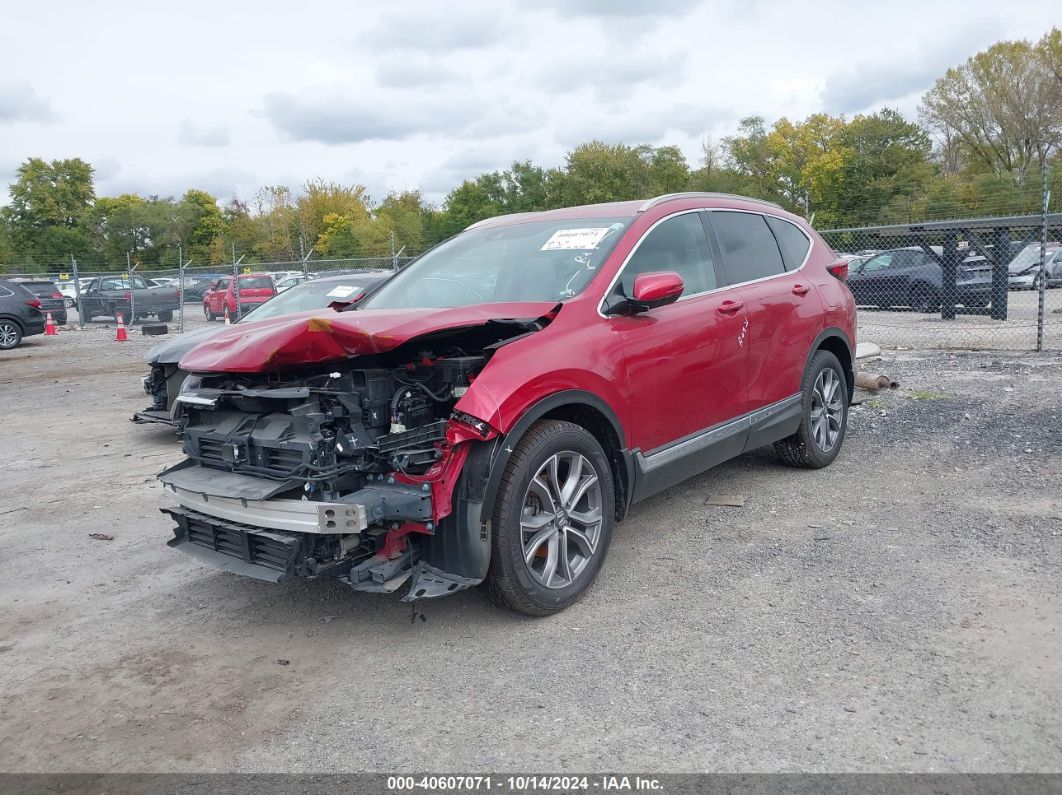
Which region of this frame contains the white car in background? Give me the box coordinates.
[274,273,315,292]
[1008,243,1062,290]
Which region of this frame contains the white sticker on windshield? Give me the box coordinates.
[326,285,358,298]
[540,228,612,251]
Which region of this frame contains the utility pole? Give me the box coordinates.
[71,255,83,329]
[177,244,185,334]
[232,244,245,321]
[1037,158,1049,353]
[126,251,135,325]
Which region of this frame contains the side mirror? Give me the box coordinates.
[628,271,684,312]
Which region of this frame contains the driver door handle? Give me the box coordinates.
[792,284,810,296]
[717,299,744,315]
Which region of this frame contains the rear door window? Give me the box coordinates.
[765,216,811,271]
[710,211,787,284]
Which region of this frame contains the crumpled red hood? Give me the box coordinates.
[178,302,558,373]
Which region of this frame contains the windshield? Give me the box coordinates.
[240,275,384,322]
[364,217,633,310]
[1008,246,1058,273]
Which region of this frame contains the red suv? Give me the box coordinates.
[202,273,277,321]
[161,193,855,615]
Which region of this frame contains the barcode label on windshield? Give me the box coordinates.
[540,228,611,251]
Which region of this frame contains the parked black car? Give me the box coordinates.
[847,247,992,312]
[0,280,47,350]
[180,273,231,302]
[135,270,391,426]
[9,279,68,326]
[78,275,181,322]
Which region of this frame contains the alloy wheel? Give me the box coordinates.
[520,451,603,590]
[811,368,844,452]
[0,323,19,349]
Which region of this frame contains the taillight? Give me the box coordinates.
[50,291,63,299]
[124,290,132,301]
[25,299,42,309]
[827,261,849,281]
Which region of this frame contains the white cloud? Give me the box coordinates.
[0,0,1057,208]
[0,80,57,123]
[179,120,231,147]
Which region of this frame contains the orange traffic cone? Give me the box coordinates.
[115,313,128,342]
[224,307,231,325]
[45,311,57,335]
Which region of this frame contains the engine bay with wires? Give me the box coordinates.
[176,344,491,499]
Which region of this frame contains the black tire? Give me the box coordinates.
[157,309,173,322]
[204,304,215,322]
[0,320,23,350]
[775,350,848,469]
[908,286,939,313]
[484,419,615,616]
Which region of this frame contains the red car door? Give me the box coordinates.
[209,279,229,314]
[707,210,823,413]
[604,211,749,493]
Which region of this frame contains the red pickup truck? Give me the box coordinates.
[202,274,277,321]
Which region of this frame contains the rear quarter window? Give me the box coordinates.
[711,211,787,284]
[765,216,811,271]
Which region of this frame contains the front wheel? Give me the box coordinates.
[484,420,614,616]
[776,350,848,469]
[204,304,215,322]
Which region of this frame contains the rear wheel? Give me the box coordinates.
[158,309,173,322]
[484,420,614,616]
[776,350,848,469]
[0,321,22,350]
[908,285,939,314]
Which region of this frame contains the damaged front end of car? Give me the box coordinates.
[158,305,554,601]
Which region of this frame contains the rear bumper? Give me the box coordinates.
[24,315,46,336]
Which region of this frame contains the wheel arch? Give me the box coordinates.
[810,327,854,405]
[0,314,27,333]
[486,390,632,523]
[420,390,633,584]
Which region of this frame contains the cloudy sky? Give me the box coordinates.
[1,0,1056,207]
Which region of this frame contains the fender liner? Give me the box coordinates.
[809,326,855,404]
[418,390,631,583]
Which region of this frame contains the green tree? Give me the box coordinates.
[5,157,95,265]
[920,32,1062,188]
[557,141,650,205]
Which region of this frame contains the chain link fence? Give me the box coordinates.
[5,210,1062,352]
[1,256,413,333]
[820,212,1061,352]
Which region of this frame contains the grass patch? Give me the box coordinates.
[907,389,945,401]
[863,397,886,410]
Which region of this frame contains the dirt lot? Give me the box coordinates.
[1,319,1060,773]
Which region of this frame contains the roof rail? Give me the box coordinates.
[638,192,785,212]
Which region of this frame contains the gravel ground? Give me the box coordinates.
[0,321,1060,773]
